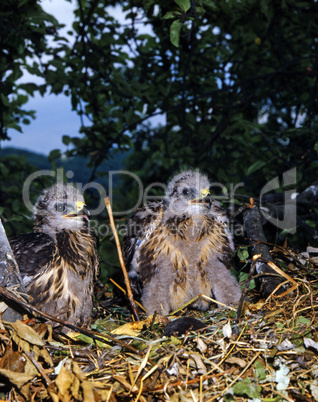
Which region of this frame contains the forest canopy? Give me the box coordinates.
[0,0,318,247]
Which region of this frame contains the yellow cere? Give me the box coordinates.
[76,201,86,211]
[201,188,210,198]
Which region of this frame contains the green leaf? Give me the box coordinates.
[6,122,23,133]
[10,215,23,222]
[71,333,110,348]
[49,149,62,162]
[254,359,266,381]
[19,83,39,96]
[195,6,205,14]
[169,336,182,345]
[246,160,267,176]
[0,94,9,106]
[0,163,9,176]
[170,20,183,47]
[175,0,191,12]
[232,378,261,399]
[162,11,181,19]
[12,199,21,213]
[295,316,311,326]
[62,135,72,145]
[238,272,256,289]
[237,247,249,261]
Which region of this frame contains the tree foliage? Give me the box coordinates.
[1,0,318,246]
[43,0,318,192]
[0,0,65,137]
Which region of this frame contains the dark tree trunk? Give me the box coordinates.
[243,206,284,297]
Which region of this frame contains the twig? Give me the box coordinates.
[170,294,237,315]
[104,197,140,321]
[24,351,52,386]
[0,287,143,356]
[212,351,262,400]
[109,278,146,311]
[235,254,260,321]
[266,261,299,297]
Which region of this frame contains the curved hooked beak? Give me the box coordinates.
[190,188,212,208]
[63,201,90,220]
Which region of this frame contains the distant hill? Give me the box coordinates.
[1,147,129,185]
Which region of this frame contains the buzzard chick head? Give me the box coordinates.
[166,169,212,216]
[33,183,89,237]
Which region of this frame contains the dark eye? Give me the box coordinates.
[55,203,67,213]
[182,188,191,198]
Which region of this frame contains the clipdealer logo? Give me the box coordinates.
[259,168,297,234]
[21,167,297,235]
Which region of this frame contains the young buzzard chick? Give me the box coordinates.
[123,170,241,315]
[10,183,100,327]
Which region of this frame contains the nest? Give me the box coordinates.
[0,243,317,402]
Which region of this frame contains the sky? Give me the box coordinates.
[5,1,157,156]
[6,0,130,156]
[6,0,77,155]
[8,93,81,155]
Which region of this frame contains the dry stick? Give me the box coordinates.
[235,254,261,321]
[266,261,299,297]
[105,197,140,321]
[127,326,248,396]
[0,287,143,356]
[109,278,146,311]
[24,351,52,386]
[210,351,262,401]
[127,369,235,395]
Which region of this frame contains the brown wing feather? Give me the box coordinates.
[10,232,55,282]
[123,201,163,295]
[12,228,99,327]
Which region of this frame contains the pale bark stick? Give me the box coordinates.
[104,197,140,321]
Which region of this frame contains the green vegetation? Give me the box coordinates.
[1,0,318,249]
[1,147,129,185]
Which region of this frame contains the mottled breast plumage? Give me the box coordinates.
[10,183,100,329]
[123,169,241,316]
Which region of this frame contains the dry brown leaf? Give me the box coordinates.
[82,380,95,401]
[196,338,207,353]
[225,356,247,368]
[0,354,38,389]
[48,383,60,402]
[55,365,75,396]
[72,361,86,382]
[39,346,54,367]
[6,320,45,346]
[111,315,159,336]
[70,376,81,399]
[245,300,266,312]
[0,302,8,314]
[0,349,26,372]
[113,375,140,392]
[0,368,35,389]
[189,353,207,375]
